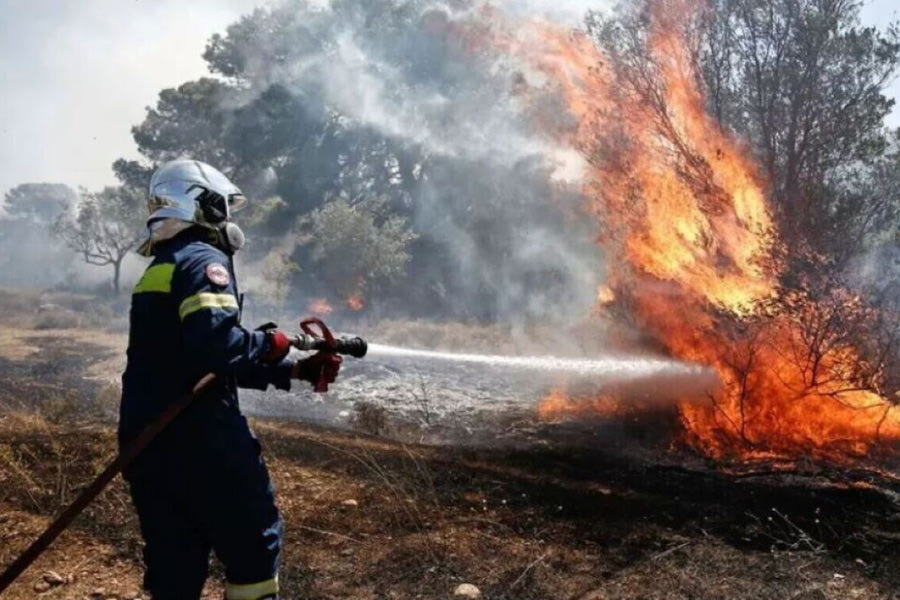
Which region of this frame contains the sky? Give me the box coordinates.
[0,0,260,197]
[1,0,899,198]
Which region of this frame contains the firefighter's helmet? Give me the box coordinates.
[139,160,247,256]
[148,159,246,226]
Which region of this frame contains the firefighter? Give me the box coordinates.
[120,159,340,599]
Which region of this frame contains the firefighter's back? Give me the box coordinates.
[119,232,239,445]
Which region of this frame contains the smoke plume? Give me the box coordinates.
[218,0,610,325]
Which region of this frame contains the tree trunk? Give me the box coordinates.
[113,259,122,295]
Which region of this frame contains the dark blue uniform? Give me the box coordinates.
[120,230,290,599]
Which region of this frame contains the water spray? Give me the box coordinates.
[365,343,707,380]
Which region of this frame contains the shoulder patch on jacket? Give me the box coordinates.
[205,263,230,287]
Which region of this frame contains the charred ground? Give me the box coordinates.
[0,291,898,599]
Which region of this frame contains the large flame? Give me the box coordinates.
[479,2,900,461]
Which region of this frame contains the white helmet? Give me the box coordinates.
[139,159,247,255]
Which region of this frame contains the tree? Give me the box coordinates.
[586,0,900,453]
[697,0,900,263]
[0,184,77,287]
[112,158,155,191]
[305,194,417,303]
[591,0,900,268]
[3,183,75,223]
[690,1,900,392]
[130,78,238,171]
[53,186,144,294]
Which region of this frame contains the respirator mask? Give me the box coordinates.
[194,186,247,254]
[220,222,246,253]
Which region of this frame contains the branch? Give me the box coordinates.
[82,253,114,267]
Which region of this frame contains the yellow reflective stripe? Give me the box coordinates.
[133,263,175,294]
[178,292,239,320]
[225,576,279,600]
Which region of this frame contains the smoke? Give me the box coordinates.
[284,10,580,174]
[2,0,612,328]
[228,0,609,324]
[846,242,900,313]
[0,184,76,287]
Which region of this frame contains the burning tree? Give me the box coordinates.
[697,0,900,266]
[505,0,900,462]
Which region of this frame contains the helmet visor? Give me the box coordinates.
[228,193,247,214]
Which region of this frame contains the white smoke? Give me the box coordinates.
[277,4,589,177]
[228,0,608,322]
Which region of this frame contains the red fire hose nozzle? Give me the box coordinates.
[291,317,368,392]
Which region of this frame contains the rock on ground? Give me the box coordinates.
[453,583,482,598]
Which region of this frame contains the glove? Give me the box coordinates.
[261,329,291,363]
[292,351,343,391]
[256,322,291,364]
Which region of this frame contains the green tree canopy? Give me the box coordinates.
[131,78,238,171]
[305,194,418,302]
[3,183,76,223]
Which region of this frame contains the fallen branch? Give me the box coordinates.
[510,551,550,589]
[651,541,690,561]
[297,524,362,544]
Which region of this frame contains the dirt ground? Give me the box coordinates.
[1,291,899,599]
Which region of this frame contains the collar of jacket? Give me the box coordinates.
[150,226,224,256]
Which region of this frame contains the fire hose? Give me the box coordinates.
[0,318,366,594]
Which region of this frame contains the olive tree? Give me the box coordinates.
[53,186,145,294]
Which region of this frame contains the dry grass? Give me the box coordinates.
[1,412,898,599]
[0,289,128,334]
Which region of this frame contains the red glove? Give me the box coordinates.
[292,351,343,391]
[262,329,292,363]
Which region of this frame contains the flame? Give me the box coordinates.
[489,2,900,461]
[596,285,616,306]
[538,389,620,421]
[347,294,365,311]
[307,298,334,316]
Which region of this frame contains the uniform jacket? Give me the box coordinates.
[119,229,293,446]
